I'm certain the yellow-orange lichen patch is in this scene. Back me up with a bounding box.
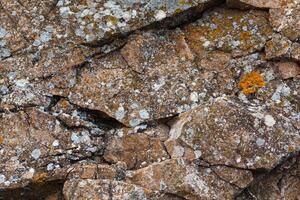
[0,135,4,144]
[240,32,252,41]
[32,172,48,184]
[239,71,265,95]
[59,99,70,109]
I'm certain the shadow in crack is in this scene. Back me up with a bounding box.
[0,180,64,200]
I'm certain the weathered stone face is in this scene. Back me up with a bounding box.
[48,7,276,127]
[0,108,105,189]
[236,157,300,200]
[269,0,300,41]
[126,158,253,200]
[166,98,299,170]
[104,129,170,169]
[227,0,282,9]
[183,7,272,57]
[0,0,300,199]
[63,179,154,200]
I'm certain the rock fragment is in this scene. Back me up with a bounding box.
[166,98,299,170]
[269,0,300,41]
[276,61,300,79]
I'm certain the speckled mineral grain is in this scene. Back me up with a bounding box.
[0,0,299,199]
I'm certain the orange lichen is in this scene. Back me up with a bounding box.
[32,172,48,184]
[288,145,295,153]
[239,71,265,95]
[0,135,3,144]
[240,31,252,41]
[60,99,69,109]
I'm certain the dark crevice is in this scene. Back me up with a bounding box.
[143,0,225,32]
[108,181,113,200]
[45,95,62,112]
[161,141,171,159]
[209,167,242,190]
[45,94,125,130]
[75,106,125,129]
[235,152,300,199]
[158,193,187,200]
[197,158,268,174]
[0,104,38,114]
[0,180,64,200]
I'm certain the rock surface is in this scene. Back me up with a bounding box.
[0,0,299,199]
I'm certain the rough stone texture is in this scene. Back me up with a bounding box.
[0,108,105,189]
[269,0,300,41]
[104,127,170,169]
[227,0,281,9]
[276,61,300,79]
[165,98,299,170]
[237,156,300,200]
[0,0,300,199]
[126,158,253,199]
[63,179,153,200]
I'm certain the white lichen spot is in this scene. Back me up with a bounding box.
[0,27,7,38]
[194,150,202,159]
[15,79,29,88]
[155,10,166,21]
[256,138,265,146]
[71,132,80,143]
[115,106,126,121]
[172,146,185,158]
[264,115,276,127]
[31,149,41,160]
[152,78,166,91]
[40,32,52,43]
[59,7,71,17]
[139,109,150,119]
[202,41,210,48]
[52,140,59,147]
[189,92,199,102]
[271,84,291,101]
[184,171,209,195]
[129,118,141,127]
[47,163,54,171]
[0,174,6,184]
[159,180,167,191]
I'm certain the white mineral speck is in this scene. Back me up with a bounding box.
[256,138,265,146]
[264,115,276,127]
[31,149,41,160]
[155,10,166,21]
